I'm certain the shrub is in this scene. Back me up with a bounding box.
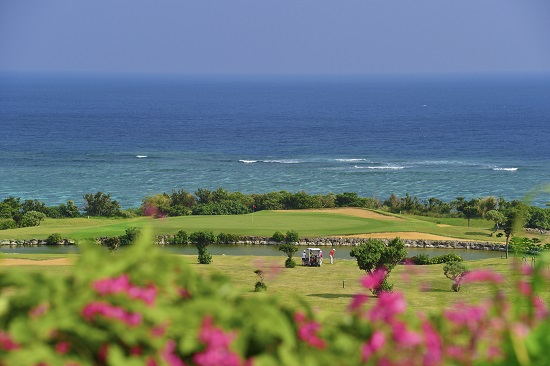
[285,230,299,243]
[271,231,285,243]
[254,269,267,292]
[103,236,121,251]
[279,243,299,268]
[119,227,141,246]
[217,232,241,244]
[285,258,297,268]
[431,253,463,264]
[409,254,431,265]
[170,230,189,245]
[443,261,469,292]
[0,219,17,230]
[190,230,216,264]
[46,233,63,245]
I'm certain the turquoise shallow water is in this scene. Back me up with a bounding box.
[1,73,549,207]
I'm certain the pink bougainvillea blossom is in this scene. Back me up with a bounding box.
[193,317,243,366]
[367,292,407,323]
[361,267,387,290]
[348,294,369,311]
[443,302,489,331]
[0,331,20,351]
[161,340,186,366]
[462,269,504,284]
[92,274,158,306]
[55,341,71,354]
[391,321,422,347]
[361,330,386,361]
[82,301,142,327]
[421,319,442,366]
[294,312,326,349]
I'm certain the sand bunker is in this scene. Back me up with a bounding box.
[277,208,403,221]
[339,232,465,241]
[1,258,73,266]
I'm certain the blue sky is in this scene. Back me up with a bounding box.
[1,0,549,75]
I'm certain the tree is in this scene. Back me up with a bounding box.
[485,210,505,236]
[443,262,469,292]
[503,208,526,259]
[83,192,121,217]
[349,237,407,296]
[278,243,299,268]
[254,269,267,292]
[285,230,299,243]
[18,211,46,227]
[190,230,215,264]
[46,233,63,245]
[120,227,141,246]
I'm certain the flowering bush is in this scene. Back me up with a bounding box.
[0,230,549,365]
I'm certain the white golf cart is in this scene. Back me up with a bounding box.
[303,247,323,267]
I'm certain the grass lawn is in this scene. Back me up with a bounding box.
[3,252,546,319]
[2,209,537,244]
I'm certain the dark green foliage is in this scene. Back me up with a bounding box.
[409,254,431,265]
[430,253,463,264]
[120,227,141,246]
[254,269,267,292]
[408,253,463,265]
[279,243,299,268]
[190,230,216,264]
[271,231,285,243]
[284,258,297,268]
[18,211,46,228]
[83,192,121,217]
[103,236,120,251]
[217,232,241,244]
[46,233,63,245]
[285,230,299,243]
[350,238,407,296]
[170,230,189,245]
[443,262,469,292]
[0,219,17,230]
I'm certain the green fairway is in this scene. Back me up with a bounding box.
[0,209,521,243]
[1,253,544,318]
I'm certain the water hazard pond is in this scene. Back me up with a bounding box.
[0,244,504,261]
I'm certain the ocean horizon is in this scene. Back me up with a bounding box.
[1,73,549,208]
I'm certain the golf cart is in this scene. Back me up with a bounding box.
[303,247,323,267]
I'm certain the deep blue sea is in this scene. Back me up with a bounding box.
[1,73,549,208]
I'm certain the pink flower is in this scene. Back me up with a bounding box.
[517,280,532,296]
[348,294,369,311]
[29,303,48,318]
[82,301,142,327]
[92,274,158,306]
[368,292,407,323]
[391,321,422,347]
[361,267,387,290]
[443,302,490,333]
[193,317,243,366]
[463,269,504,284]
[532,297,549,320]
[294,312,326,349]
[0,331,19,351]
[55,341,71,354]
[162,340,186,366]
[361,330,385,361]
[421,320,442,366]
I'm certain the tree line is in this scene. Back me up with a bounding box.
[1,188,549,231]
